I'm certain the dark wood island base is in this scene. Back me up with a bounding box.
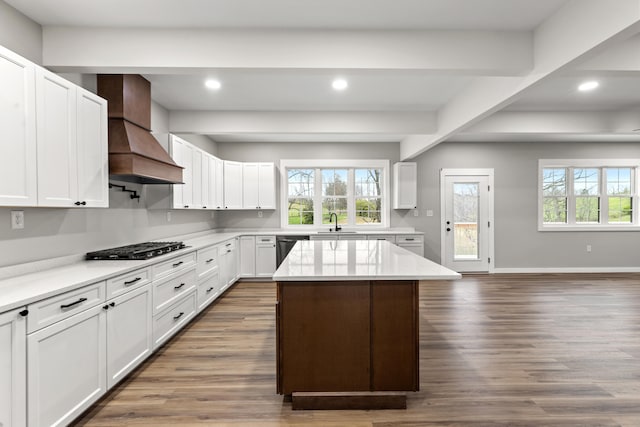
[276,280,419,409]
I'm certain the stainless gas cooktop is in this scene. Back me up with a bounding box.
[86,241,186,260]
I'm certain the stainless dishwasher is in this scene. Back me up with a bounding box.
[276,235,310,267]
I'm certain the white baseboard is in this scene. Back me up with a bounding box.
[493,267,640,274]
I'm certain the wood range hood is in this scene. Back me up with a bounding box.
[97,74,183,184]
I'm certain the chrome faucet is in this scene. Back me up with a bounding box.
[329,212,342,232]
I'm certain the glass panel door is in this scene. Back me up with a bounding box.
[453,183,479,260]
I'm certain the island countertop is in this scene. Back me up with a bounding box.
[272,240,461,281]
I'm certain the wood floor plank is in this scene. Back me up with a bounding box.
[74,275,640,426]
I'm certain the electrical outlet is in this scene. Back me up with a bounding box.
[413,209,419,217]
[258,210,263,218]
[167,212,172,222]
[586,244,592,252]
[11,210,24,229]
[426,210,434,217]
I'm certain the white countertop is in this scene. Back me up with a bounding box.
[272,240,461,281]
[0,228,425,314]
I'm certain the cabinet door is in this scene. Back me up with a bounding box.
[242,163,259,209]
[106,284,152,389]
[258,163,276,209]
[181,142,194,208]
[201,153,211,209]
[0,46,37,206]
[197,272,220,313]
[214,157,224,209]
[393,162,417,209]
[76,88,108,207]
[28,304,106,427]
[191,148,203,209]
[169,137,184,208]
[256,242,277,277]
[0,308,27,427]
[223,161,243,209]
[239,236,256,277]
[36,68,78,207]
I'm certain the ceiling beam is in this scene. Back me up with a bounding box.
[400,0,640,160]
[169,110,436,135]
[42,27,531,75]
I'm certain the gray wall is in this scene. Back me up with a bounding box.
[414,140,640,269]
[215,140,411,229]
[0,1,42,64]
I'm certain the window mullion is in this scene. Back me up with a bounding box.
[314,168,322,226]
[601,167,608,224]
[347,169,355,226]
[567,167,576,225]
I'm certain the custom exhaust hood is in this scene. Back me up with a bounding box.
[97,74,183,184]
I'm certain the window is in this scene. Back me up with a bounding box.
[281,160,389,228]
[539,160,639,230]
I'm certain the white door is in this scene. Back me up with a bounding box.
[441,169,494,273]
[0,46,37,206]
[106,284,152,389]
[0,308,27,427]
[36,68,78,207]
[76,88,108,207]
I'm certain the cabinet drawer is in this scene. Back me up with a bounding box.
[367,235,396,243]
[152,252,196,281]
[153,268,196,315]
[197,271,220,313]
[27,281,106,333]
[218,239,236,256]
[396,235,424,244]
[106,267,151,299]
[256,235,276,246]
[153,291,196,350]
[197,245,218,279]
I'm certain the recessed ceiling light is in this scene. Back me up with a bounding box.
[205,79,221,90]
[332,79,348,91]
[578,81,599,92]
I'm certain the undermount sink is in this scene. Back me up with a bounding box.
[317,230,358,234]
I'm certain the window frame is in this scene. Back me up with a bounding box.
[281,159,390,230]
[538,159,640,231]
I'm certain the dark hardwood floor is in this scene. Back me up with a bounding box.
[75,274,640,426]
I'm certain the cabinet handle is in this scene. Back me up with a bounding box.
[172,261,184,268]
[61,297,87,310]
[206,287,214,293]
[74,201,81,206]
[124,277,141,285]
[405,238,415,241]
[173,312,184,321]
[203,206,207,209]
[19,309,29,317]
[184,205,189,208]
[174,283,186,290]
[227,249,231,253]
[103,304,109,310]
[225,243,232,247]
[206,258,214,263]
[110,302,116,307]
[81,201,87,206]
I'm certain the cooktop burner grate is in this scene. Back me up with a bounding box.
[86,241,186,260]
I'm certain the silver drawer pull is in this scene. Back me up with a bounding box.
[174,283,186,290]
[60,297,87,310]
[124,277,141,286]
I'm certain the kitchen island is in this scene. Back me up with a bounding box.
[272,239,460,410]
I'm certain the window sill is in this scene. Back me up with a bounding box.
[539,225,640,232]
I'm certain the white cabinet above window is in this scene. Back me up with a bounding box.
[243,162,276,210]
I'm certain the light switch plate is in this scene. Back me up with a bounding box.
[413,209,419,217]
[426,210,434,217]
[258,210,263,218]
[11,210,24,229]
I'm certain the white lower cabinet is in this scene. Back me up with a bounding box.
[105,284,152,389]
[396,234,425,257]
[197,271,221,313]
[255,236,276,278]
[0,307,27,427]
[239,236,256,277]
[152,291,196,350]
[218,239,239,291]
[27,304,106,427]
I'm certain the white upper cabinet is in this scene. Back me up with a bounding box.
[224,160,243,209]
[191,148,203,209]
[0,46,37,207]
[201,153,211,209]
[76,88,108,208]
[243,162,276,209]
[36,68,78,207]
[213,157,224,209]
[393,162,417,209]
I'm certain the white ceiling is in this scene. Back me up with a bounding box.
[6,0,640,152]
